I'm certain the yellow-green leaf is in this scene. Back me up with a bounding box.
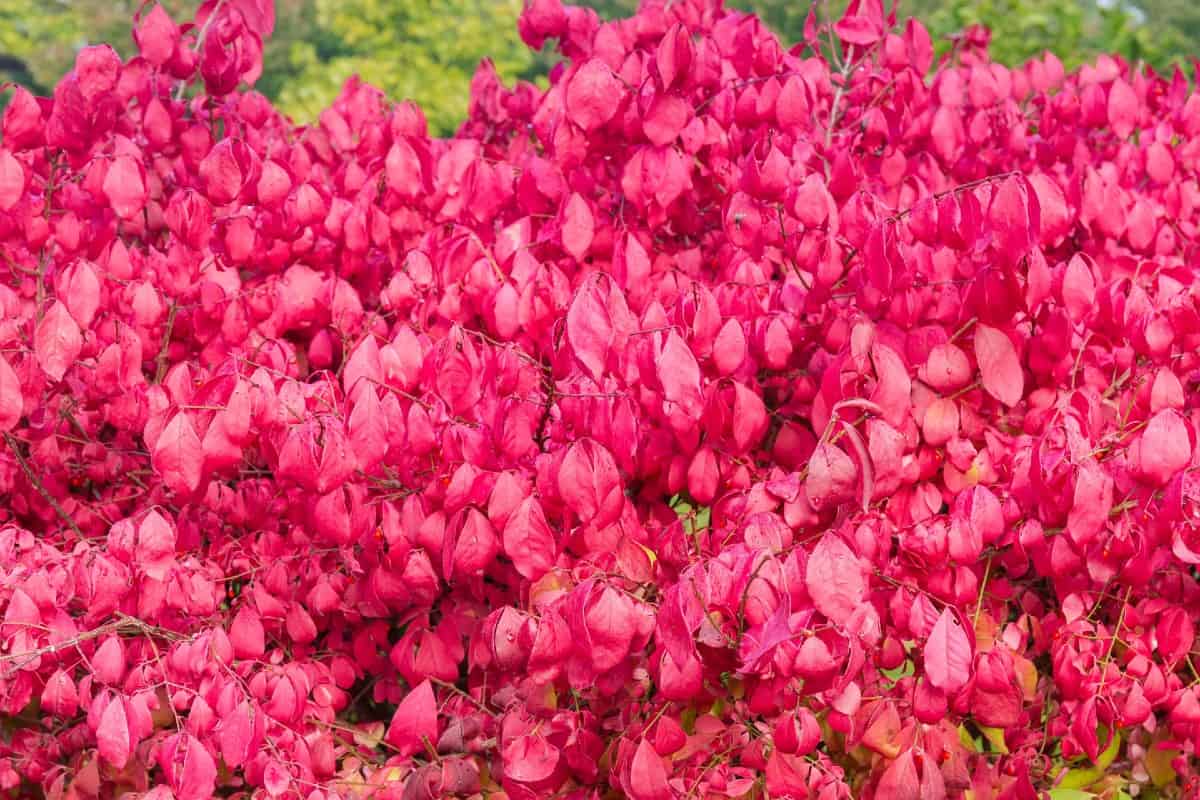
[1047,789,1093,800]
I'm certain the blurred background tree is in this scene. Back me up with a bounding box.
[584,0,1175,70]
[268,0,550,132]
[0,0,1193,134]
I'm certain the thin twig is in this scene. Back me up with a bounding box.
[1095,585,1133,695]
[429,676,496,717]
[3,431,86,541]
[173,0,227,101]
[155,302,178,384]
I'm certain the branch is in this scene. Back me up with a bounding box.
[3,431,86,541]
[154,302,178,384]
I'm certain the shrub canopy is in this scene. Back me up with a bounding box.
[1,0,1200,798]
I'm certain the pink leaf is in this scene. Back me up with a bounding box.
[135,4,179,65]
[502,496,557,580]
[875,749,920,800]
[158,733,216,800]
[342,335,382,396]
[561,192,595,260]
[629,738,671,800]
[805,535,866,626]
[34,301,82,382]
[0,355,22,431]
[642,93,690,146]
[136,509,177,581]
[576,581,639,673]
[1061,254,1096,321]
[41,669,78,717]
[712,318,747,376]
[920,343,971,392]
[657,331,703,417]
[1136,409,1192,485]
[557,439,624,529]
[447,507,499,580]
[1067,466,1113,548]
[218,701,255,768]
[805,443,857,510]
[75,45,120,101]
[1156,607,1194,665]
[924,608,972,692]
[347,386,388,473]
[0,149,24,211]
[566,276,621,382]
[565,59,623,132]
[92,636,126,685]
[502,734,561,784]
[835,14,883,45]
[59,260,102,329]
[103,155,147,219]
[974,324,1023,406]
[152,411,204,494]
[1108,78,1137,138]
[96,695,132,768]
[263,760,290,797]
[230,605,265,659]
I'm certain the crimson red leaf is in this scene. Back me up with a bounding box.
[385,679,437,757]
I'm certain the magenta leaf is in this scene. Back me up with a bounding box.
[805,534,866,627]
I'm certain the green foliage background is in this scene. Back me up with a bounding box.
[0,0,1195,135]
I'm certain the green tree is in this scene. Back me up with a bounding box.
[903,0,1166,71]
[0,0,1194,134]
[1124,0,1200,72]
[273,0,547,134]
[0,0,546,135]
[0,1,202,97]
[581,0,1172,71]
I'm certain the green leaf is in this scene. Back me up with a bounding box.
[1047,790,1094,800]
[1057,765,1103,791]
[880,659,914,684]
[1094,730,1121,770]
[978,725,1008,754]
